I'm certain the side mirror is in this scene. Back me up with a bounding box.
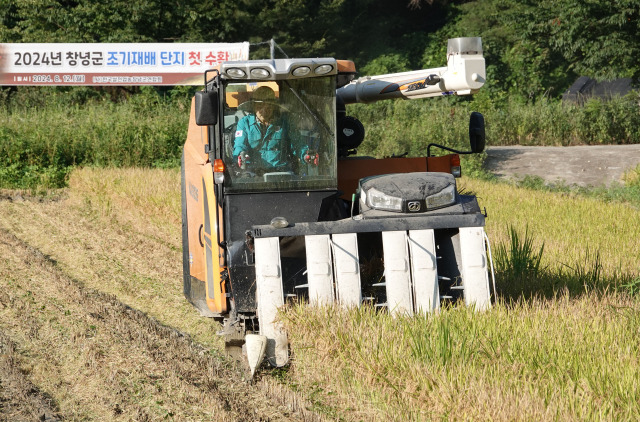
[469,111,485,153]
[195,90,219,126]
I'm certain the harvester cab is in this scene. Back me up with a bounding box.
[181,37,491,371]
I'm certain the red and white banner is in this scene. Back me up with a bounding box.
[0,42,249,86]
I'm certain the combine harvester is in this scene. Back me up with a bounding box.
[181,37,492,373]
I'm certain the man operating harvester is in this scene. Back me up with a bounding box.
[232,85,318,174]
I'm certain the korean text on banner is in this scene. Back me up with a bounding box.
[0,43,250,86]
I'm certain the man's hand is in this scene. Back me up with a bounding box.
[237,151,249,169]
[304,152,319,166]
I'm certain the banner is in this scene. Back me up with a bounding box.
[0,43,250,86]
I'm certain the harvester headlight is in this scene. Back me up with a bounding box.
[250,68,270,79]
[358,172,457,215]
[226,68,246,78]
[292,66,311,77]
[426,184,456,209]
[314,64,334,75]
[367,187,403,212]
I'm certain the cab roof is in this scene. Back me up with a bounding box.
[220,58,338,81]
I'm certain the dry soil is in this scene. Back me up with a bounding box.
[485,144,640,187]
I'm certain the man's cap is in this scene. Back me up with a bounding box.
[252,86,277,104]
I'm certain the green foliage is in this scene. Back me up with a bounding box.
[350,97,481,156]
[360,53,411,75]
[452,0,560,99]
[2,0,640,190]
[0,0,245,43]
[623,165,640,187]
[0,89,187,189]
[345,90,639,181]
[438,0,640,99]
[541,0,640,81]
[2,87,637,190]
[580,94,640,144]
[621,276,640,296]
[507,166,640,210]
[0,0,448,65]
[479,93,640,146]
[0,162,71,191]
[2,0,639,100]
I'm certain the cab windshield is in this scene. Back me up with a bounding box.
[222,76,337,193]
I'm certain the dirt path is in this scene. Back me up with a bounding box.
[484,144,640,187]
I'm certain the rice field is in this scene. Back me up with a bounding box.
[282,176,640,421]
[0,168,638,420]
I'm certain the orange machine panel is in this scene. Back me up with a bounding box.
[183,98,227,315]
[337,157,427,198]
[426,154,455,173]
[200,163,227,314]
[337,60,356,74]
[184,155,206,283]
[184,97,209,165]
[184,103,208,283]
[337,155,458,199]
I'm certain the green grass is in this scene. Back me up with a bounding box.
[504,173,640,210]
[2,87,639,189]
[0,87,190,189]
[492,225,637,300]
[352,92,640,158]
[463,177,640,277]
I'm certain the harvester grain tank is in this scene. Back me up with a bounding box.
[181,37,491,370]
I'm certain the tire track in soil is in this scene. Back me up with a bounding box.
[0,227,326,422]
[0,331,61,422]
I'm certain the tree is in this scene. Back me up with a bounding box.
[441,0,640,99]
[0,0,241,43]
[541,0,640,81]
[234,0,447,68]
